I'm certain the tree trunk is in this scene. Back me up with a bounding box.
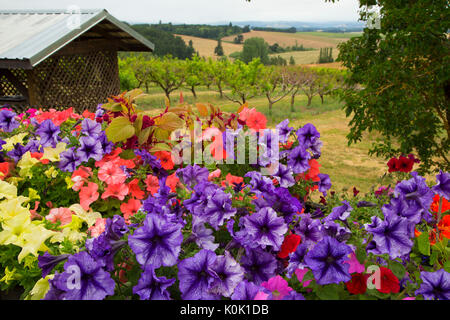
[218,82,223,99]
[320,93,324,104]
[307,95,313,107]
[290,94,296,112]
[164,90,171,102]
[268,101,273,116]
[191,86,197,99]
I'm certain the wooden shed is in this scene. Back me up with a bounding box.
[0,9,154,112]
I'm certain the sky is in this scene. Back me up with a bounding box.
[0,0,361,24]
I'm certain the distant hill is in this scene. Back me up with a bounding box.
[206,20,365,32]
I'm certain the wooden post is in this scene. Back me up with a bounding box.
[26,69,38,107]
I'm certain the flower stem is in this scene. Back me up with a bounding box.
[436,197,443,240]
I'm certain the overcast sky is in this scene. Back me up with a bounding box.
[0,0,361,24]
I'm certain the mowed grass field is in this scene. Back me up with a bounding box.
[136,86,390,195]
[178,30,359,66]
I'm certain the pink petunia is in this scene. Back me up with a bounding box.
[166,172,180,193]
[145,175,160,195]
[98,161,127,185]
[120,198,142,224]
[343,252,365,274]
[102,183,129,201]
[208,169,221,181]
[79,182,99,211]
[46,207,73,226]
[128,178,145,200]
[261,275,293,300]
[254,291,269,300]
[295,268,313,287]
[88,217,107,238]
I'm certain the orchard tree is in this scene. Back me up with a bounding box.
[327,0,450,172]
[214,39,225,56]
[146,56,186,102]
[210,58,231,99]
[223,59,264,105]
[258,66,293,116]
[184,56,204,99]
[282,66,314,112]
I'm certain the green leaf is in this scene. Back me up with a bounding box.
[156,112,184,132]
[138,127,152,145]
[101,102,122,112]
[356,246,367,264]
[315,284,339,300]
[417,231,431,256]
[120,149,136,160]
[105,116,135,143]
[150,143,173,153]
[444,261,450,273]
[388,260,406,280]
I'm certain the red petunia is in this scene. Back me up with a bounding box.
[128,178,145,200]
[346,273,369,295]
[121,198,142,224]
[398,156,414,173]
[387,158,400,173]
[154,151,174,170]
[375,267,400,294]
[277,234,301,259]
[353,187,360,197]
[0,162,10,180]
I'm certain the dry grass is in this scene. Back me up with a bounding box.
[175,34,242,58]
[222,30,350,49]
[269,48,340,65]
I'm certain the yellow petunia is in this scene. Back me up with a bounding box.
[41,142,67,162]
[69,204,102,227]
[25,274,54,300]
[2,133,28,152]
[65,176,74,189]
[18,224,56,263]
[51,227,86,244]
[0,197,30,222]
[27,188,40,202]
[0,180,17,200]
[0,211,31,247]
[17,152,40,178]
[44,166,58,179]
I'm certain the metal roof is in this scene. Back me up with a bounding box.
[0,9,154,69]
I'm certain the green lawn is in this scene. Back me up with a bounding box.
[136,87,390,195]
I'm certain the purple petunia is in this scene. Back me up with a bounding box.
[201,188,237,230]
[432,170,450,200]
[81,118,102,138]
[276,119,294,144]
[296,123,320,149]
[133,265,175,300]
[59,147,82,172]
[209,251,244,297]
[324,200,353,222]
[286,243,309,278]
[364,213,414,259]
[394,171,434,221]
[6,143,27,162]
[321,220,352,242]
[36,119,60,147]
[128,213,183,269]
[135,149,162,169]
[240,248,278,285]
[415,269,450,300]
[304,236,352,285]
[76,136,104,162]
[244,171,275,194]
[294,214,323,248]
[176,164,210,190]
[38,252,70,278]
[48,251,116,300]
[287,145,311,174]
[317,173,332,197]
[242,207,288,251]
[381,194,423,226]
[190,220,219,251]
[0,109,20,132]
[178,249,220,300]
[231,280,263,300]
[272,163,295,188]
[98,132,114,155]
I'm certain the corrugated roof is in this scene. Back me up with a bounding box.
[0,9,154,69]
